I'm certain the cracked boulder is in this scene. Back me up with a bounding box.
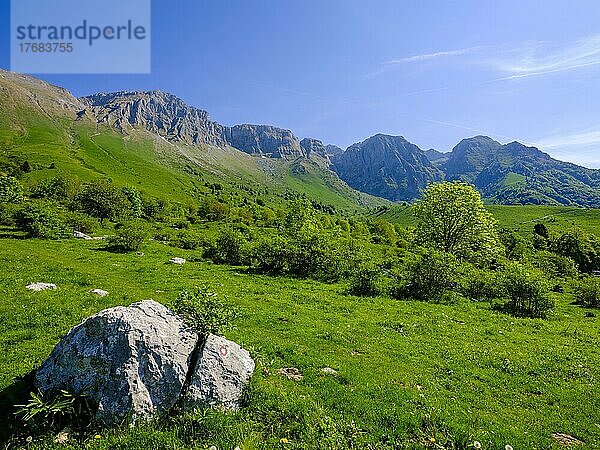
[183,334,255,411]
[35,300,198,425]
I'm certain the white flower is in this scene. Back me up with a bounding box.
[505,446,513,450]
[473,441,482,449]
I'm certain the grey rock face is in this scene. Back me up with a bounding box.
[325,144,344,157]
[300,137,329,159]
[331,134,443,201]
[35,300,198,425]
[222,124,304,158]
[82,91,225,147]
[183,334,255,411]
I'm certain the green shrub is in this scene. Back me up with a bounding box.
[574,277,600,308]
[500,264,553,318]
[75,180,131,225]
[173,229,205,250]
[0,203,19,226]
[347,263,385,297]
[205,228,248,265]
[15,389,93,432]
[392,249,458,302]
[63,211,100,234]
[30,176,81,202]
[107,222,148,252]
[171,286,238,337]
[462,268,505,302]
[551,229,600,273]
[532,251,578,279]
[14,204,70,239]
[249,232,360,281]
[0,176,24,204]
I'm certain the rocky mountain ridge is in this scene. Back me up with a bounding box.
[2,69,599,206]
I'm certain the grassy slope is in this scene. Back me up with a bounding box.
[0,229,599,449]
[0,82,386,212]
[377,204,600,236]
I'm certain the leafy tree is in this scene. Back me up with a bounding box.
[534,223,549,239]
[122,187,142,219]
[171,286,238,338]
[392,248,458,301]
[575,277,600,308]
[107,222,148,252]
[413,181,502,264]
[30,176,81,202]
[551,229,600,273]
[75,180,130,225]
[15,203,70,239]
[500,263,553,318]
[0,176,24,204]
[282,198,320,236]
[369,219,397,245]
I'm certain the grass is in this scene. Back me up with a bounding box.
[377,204,600,237]
[1,226,599,449]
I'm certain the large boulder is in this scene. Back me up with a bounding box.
[183,334,255,411]
[35,300,198,425]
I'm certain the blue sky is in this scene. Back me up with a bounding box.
[1,0,600,167]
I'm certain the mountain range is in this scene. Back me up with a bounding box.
[1,69,599,207]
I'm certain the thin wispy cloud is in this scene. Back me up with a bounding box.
[386,47,478,64]
[534,129,600,149]
[489,34,600,80]
[422,118,513,142]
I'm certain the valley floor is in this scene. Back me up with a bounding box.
[0,230,599,449]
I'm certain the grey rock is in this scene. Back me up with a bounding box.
[278,367,303,381]
[26,282,57,291]
[89,289,109,297]
[300,137,329,159]
[222,124,304,159]
[169,257,186,265]
[325,144,344,156]
[331,134,443,201]
[320,367,338,376]
[35,300,198,425]
[183,334,255,411]
[82,91,225,147]
[73,230,93,240]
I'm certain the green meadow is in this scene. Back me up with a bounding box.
[0,214,599,450]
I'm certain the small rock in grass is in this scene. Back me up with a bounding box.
[26,282,57,291]
[321,367,338,376]
[551,433,584,446]
[73,230,93,240]
[278,367,303,381]
[89,289,109,297]
[169,257,186,265]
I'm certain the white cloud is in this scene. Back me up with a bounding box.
[534,130,600,149]
[490,35,600,79]
[386,47,478,64]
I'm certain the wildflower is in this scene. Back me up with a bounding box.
[505,446,513,450]
[209,446,218,450]
[280,438,289,444]
[234,447,242,450]
[473,442,482,449]
[94,434,102,439]
[25,436,33,443]
[429,437,436,443]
